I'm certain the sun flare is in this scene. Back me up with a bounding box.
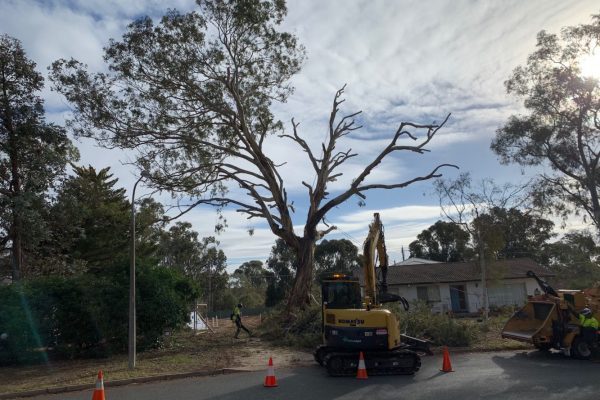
[579,51,600,79]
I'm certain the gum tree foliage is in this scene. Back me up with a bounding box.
[472,207,554,264]
[231,260,268,307]
[492,13,600,231]
[50,0,455,310]
[0,35,77,281]
[409,220,472,262]
[157,222,227,312]
[546,231,600,289]
[233,260,267,288]
[314,239,360,275]
[265,238,294,307]
[158,222,204,276]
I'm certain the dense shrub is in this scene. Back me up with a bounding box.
[0,264,197,365]
[136,265,197,349]
[388,302,476,347]
[0,284,49,364]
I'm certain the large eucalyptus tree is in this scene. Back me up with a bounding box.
[492,13,600,231]
[51,0,454,309]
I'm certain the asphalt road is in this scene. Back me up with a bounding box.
[28,350,600,400]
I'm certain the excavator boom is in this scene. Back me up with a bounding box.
[362,213,408,308]
[362,212,389,306]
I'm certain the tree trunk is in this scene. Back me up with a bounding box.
[11,227,22,281]
[480,253,488,322]
[286,237,316,312]
[10,166,22,281]
[477,229,488,321]
[8,115,22,281]
[585,179,600,232]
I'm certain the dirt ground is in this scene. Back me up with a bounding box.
[0,316,313,396]
[467,315,532,352]
[228,317,314,370]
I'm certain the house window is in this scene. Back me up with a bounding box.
[417,285,441,303]
[488,283,527,307]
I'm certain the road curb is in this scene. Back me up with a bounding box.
[0,368,252,400]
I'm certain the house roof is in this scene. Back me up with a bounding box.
[356,258,554,286]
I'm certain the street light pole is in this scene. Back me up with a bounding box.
[129,173,146,370]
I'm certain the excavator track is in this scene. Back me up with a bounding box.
[321,348,421,377]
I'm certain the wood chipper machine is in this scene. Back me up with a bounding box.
[501,271,600,359]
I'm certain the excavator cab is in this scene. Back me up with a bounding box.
[321,274,362,310]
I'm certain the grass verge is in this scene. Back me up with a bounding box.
[0,319,253,395]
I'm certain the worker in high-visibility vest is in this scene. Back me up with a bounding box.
[231,303,252,339]
[572,307,599,357]
[578,308,599,328]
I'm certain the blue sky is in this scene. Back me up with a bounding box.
[1,0,598,270]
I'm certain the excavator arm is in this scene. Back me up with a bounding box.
[362,213,386,306]
[362,213,409,310]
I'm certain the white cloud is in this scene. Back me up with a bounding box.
[2,0,599,270]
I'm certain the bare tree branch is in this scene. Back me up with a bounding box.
[357,164,459,192]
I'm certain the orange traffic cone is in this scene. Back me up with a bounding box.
[440,346,454,372]
[92,370,106,400]
[264,357,278,387]
[356,351,368,379]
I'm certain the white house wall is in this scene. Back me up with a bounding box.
[390,277,545,314]
[396,285,417,301]
[523,278,542,295]
[462,282,478,312]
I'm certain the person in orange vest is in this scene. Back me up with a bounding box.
[231,303,252,339]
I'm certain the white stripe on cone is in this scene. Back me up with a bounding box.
[358,358,366,370]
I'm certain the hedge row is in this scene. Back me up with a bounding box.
[0,264,197,365]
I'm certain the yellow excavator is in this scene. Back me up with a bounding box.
[314,213,430,376]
